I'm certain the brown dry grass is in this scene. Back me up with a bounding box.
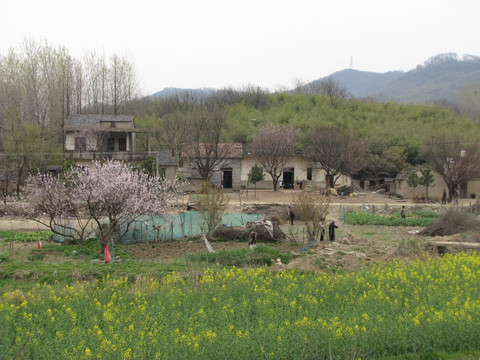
[419,208,480,237]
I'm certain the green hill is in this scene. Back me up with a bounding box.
[325,53,480,104]
[221,93,480,164]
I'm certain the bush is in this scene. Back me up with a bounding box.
[419,209,480,236]
[0,251,9,263]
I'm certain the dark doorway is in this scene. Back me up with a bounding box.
[283,168,294,189]
[222,169,233,188]
[118,138,127,151]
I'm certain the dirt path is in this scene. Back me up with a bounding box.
[1,190,470,232]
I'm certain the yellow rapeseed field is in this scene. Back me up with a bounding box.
[1,252,480,359]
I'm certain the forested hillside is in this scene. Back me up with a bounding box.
[137,91,480,167]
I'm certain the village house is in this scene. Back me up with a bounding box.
[177,143,243,190]
[390,166,480,201]
[157,144,353,192]
[240,154,353,191]
[63,114,151,167]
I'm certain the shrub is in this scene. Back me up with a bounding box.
[419,209,480,236]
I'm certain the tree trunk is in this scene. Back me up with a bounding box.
[325,174,335,189]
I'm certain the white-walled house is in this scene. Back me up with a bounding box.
[391,166,480,201]
[179,143,243,190]
[240,154,352,191]
[64,114,151,167]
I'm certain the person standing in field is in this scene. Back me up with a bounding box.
[328,220,338,241]
[320,220,326,241]
[248,230,257,246]
[400,206,406,219]
[288,206,295,225]
[441,189,447,205]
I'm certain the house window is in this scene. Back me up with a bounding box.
[118,138,127,151]
[307,168,312,181]
[107,138,115,151]
[74,137,86,151]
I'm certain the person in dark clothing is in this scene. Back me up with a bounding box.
[400,206,406,219]
[288,206,295,225]
[328,220,338,241]
[248,230,257,246]
[441,189,447,205]
[320,219,326,241]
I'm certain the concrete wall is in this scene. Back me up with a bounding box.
[392,169,480,201]
[393,170,446,200]
[180,157,242,191]
[467,180,480,199]
[210,158,242,190]
[240,155,352,190]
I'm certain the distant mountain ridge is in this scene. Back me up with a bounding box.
[151,87,216,98]
[328,53,480,103]
[151,53,480,104]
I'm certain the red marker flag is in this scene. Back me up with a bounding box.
[37,240,42,249]
[102,244,112,264]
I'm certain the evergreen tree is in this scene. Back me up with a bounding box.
[418,166,435,201]
[248,164,265,198]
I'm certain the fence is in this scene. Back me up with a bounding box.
[121,211,261,243]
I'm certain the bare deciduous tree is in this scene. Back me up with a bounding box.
[308,127,365,189]
[195,187,230,235]
[293,189,331,242]
[183,105,234,183]
[249,125,296,191]
[422,136,480,200]
[293,77,347,106]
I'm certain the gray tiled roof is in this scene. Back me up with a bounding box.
[65,114,133,128]
[157,150,179,166]
[396,165,422,180]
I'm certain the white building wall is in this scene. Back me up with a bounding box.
[240,155,352,190]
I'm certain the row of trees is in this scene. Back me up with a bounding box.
[0,39,139,195]
[2,40,480,200]
[136,87,480,200]
[247,125,480,201]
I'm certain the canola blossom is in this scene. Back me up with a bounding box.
[2,253,480,359]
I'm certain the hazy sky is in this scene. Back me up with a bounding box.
[1,0,479,95]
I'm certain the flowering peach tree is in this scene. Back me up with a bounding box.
[25,160,180,247]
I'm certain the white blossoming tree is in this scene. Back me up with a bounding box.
[25,160,179,247]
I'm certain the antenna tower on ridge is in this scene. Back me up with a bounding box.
[350,56,353,69]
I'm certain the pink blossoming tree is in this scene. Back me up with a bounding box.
[25,160,180,247]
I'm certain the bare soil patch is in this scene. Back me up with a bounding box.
[2,191,476,273]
